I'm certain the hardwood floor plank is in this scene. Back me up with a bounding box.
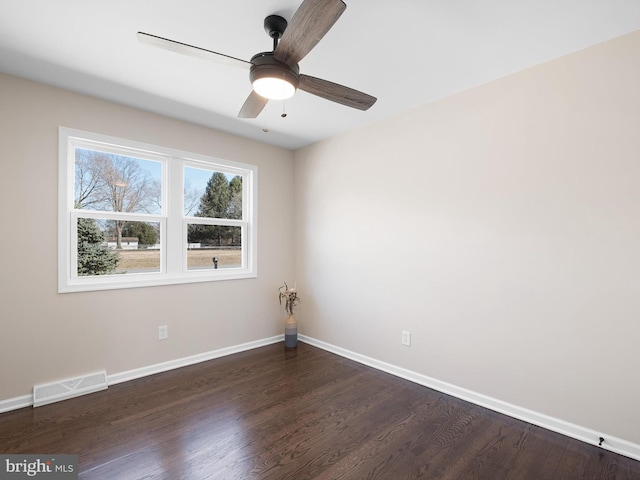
[1,342,639,479]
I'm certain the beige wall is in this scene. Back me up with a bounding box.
[0,73,295,400]
[294,31,640,445]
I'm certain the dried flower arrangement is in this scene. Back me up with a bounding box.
[278,281,300,316]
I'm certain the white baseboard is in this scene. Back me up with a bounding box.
[0,335,283,414]
[0,394,32,414]
[108,335,283,386]
[298,334,640,462]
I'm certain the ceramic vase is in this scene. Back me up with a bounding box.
[284,314,298,349]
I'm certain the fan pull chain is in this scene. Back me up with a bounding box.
[281,100,287,118]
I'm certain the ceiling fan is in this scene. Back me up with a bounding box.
[137,0,376,119]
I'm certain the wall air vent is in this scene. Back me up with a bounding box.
[33,371,108,407]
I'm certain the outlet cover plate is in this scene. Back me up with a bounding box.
[158,325,168,340]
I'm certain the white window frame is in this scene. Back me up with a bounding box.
[58,127,257,293]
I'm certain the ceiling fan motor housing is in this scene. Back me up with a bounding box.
[250,52,300,91]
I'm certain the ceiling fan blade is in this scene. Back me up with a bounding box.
[298,75,377,111]
[137,32,251,69]
[238,91,269,118]
[274,0,346,66]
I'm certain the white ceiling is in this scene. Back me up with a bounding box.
[2,1,640,150]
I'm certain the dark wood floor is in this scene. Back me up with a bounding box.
[1,342,639,479]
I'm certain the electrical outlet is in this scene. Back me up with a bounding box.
[402,330,411,346]
[158,325,168,340]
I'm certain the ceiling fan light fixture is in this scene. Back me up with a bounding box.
[249,52,300,101]
[252,76,296,100]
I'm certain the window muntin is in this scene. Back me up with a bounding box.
[59,128,257,292]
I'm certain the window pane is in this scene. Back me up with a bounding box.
[77,218,161,276]
[184,167,242,219]
[186,224,242,270]
[75,148,162,214]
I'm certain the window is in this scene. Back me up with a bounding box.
[58,127,257,293]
